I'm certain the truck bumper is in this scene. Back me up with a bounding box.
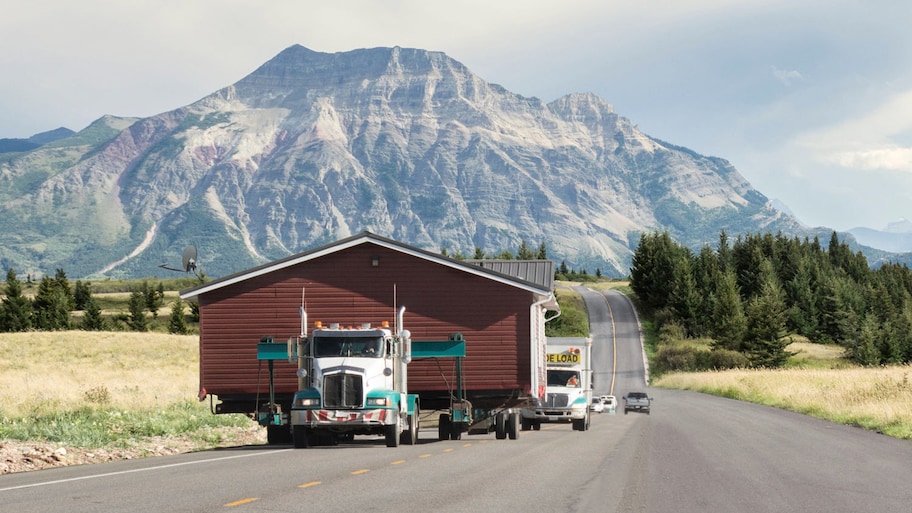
[521,408,586,422]
[291,408,395,427]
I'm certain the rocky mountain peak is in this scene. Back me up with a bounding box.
[0,45,807,280]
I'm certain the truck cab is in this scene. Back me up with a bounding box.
[290,311,419,448]
[521,337,592,431]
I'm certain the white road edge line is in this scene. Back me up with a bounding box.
[0,449,293,492]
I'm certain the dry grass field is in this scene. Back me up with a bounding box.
[655,342,912,439]
[0,331,200,417]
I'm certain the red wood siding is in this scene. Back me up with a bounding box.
[198,243,533,399]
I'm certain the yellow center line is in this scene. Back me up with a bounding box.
[391,460,405,465]
[442,448,454,453]
[462,443,472,447]
[225,498,257,507]
[603,293,618,397]
[298,481,321,488]
[351,469,370,475]
[419,453,432,458]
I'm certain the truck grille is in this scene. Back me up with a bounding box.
[324,374,363,408]
[544,393,569,408]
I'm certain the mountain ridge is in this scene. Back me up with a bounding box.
[1,45,819,279]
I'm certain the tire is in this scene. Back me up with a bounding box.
[533,421,541,431]
[401,411,419,445]
[292,425,310,449]
[385,420,401,447]
[521,417,532,431]
[450,422,462,440]
[438,414,451,441]
[507,412,520,440]
[494,412,507,440]
[267,425,291,445]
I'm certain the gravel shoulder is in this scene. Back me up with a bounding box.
[1,426,266,475]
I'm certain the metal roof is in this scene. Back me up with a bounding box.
[466,260,555,291]
[181,232,558,309]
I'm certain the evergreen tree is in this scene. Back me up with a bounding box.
[668,250,700,337]
[128,289,149,331]
[32,275,71,330]
[168,297,189,335]
[54,268,75,311]
[537,241,548,260]
[559,261,569,274]
[143,281,164,319]
[852,314,882,366]
[744,259,790,367]
[496,249,514,260]
[74,280,92,310]
[473,247,485,259]
[81,296,107,331]
[1,268,32,332]
[517,240,535,260]
[712,270,746,352]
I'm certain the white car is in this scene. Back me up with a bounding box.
[600,395,617,414]
[589,398,604,413]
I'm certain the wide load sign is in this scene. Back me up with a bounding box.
[546,349,581,365]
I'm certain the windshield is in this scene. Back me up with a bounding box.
[313,335,384,358]
[547,369,581,387]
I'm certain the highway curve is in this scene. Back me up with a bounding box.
[576,286,912,512]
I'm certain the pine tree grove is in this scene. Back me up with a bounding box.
[630,230,912,367]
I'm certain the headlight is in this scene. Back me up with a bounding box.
[366,397,390,406]
[294,397,320,407]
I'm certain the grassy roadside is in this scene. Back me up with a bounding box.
[654,343,912,440]
[562,281,912,441]
[0,331,251,450]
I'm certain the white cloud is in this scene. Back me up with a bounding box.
[832,147,912,171]
[771,66,803,86]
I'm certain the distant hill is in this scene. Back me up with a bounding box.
[0,127,75,153]
[0,45,835,280]
[849,219,912,253]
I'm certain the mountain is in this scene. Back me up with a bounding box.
[0,45,811,280]
[848,219,912,253]
[0,127,75,154]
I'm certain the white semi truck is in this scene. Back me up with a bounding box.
[521,336,592,431]
[288,306,419,448]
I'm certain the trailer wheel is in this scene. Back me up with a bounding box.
[438,414,451,441]
[494,412,507,439]
[507,412,520,440]
[532,421,541,431]
[292,426,310,449]
[450,422,462,440]
[401,411,419,445]
[267,425,291,445]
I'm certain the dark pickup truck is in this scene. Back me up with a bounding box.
[623,392,653,414]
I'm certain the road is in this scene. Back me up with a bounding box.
[2,287,911,512]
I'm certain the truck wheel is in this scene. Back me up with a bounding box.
[292,426,310,449]
[385,421,401,447]
[507,412,520,440]
[494,412,507,439]
[438,414,451,441]
[401,411,419,445]
[572,418,585,431]
[532,421,541,431]
[521,417,532,431]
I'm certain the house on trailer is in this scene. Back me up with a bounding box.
[180,231,560,420]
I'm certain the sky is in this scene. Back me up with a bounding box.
[3,0,911,232]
